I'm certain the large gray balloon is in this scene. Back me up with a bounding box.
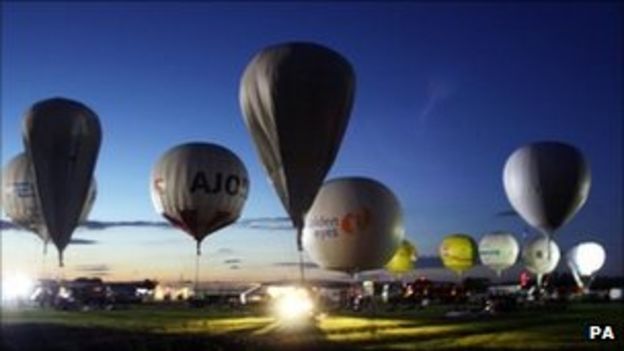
[22,97,102,266]
[302,177,404,274]
[150,143,249,255]
[240,42,355,247]
[503,141,591,235]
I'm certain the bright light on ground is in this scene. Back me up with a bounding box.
[2,272,34,302]
[268,286,314,321]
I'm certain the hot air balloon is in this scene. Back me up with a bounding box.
[566,241,605,291]
[439,234,477,276]
[302,177,404,275]
[522,234,561,286]
[22,97,102,266]
[150,142,249,255]
[385,239,418,276]
[240,42,355,279]
[2,153,49,244]
[478,231,519,276]
[503,141,591,237]
[2,153,98,254]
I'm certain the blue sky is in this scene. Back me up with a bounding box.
[2,3,622,282]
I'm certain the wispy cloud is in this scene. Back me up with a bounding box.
[80,220,171,230]
[1,220,20,230]
[215,247,234,256]
[74,264,110,273]
[2,216,294,233]
[495,209,518,218]
[418,77,457,127]
[272,261,319,269]
[224,258,242,265]
[416,256,444,269]
[237,217,293,231]
[69,238,98,245]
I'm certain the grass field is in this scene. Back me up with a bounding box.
[2,302,623,350]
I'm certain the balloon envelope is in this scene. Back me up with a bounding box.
[302,177,404,273]
[2,153,47,240]
[240,42,355,233]
[385,239,418,275]
[150,143,249,253]
[22,97,102,265]
[566,241,605,277]
[478,231,519,275]
[439,234,478,275]
[2,153,97,244]
[503,141,591,235]
[522,234,560,276]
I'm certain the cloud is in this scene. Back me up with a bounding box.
[3,216,293,233]
[215,247,234,256]
[1,219,171,232]
[495,209,519,218]
[69,238,98,245]
[416,256,444,269]
[224,258,242,264]
[417,77,457,126]
[80,220,171,230]
[81,217,293,231]
[237,217,293,231]
[272,261,320,269]
[74,264,110,273]
[1,220,21,231]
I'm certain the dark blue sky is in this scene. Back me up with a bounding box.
[2,3,622,280]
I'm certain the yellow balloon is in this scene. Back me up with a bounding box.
[385,239,418,275]
[439,234,477,275]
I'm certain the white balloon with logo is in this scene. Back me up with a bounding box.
[302,177,404,274]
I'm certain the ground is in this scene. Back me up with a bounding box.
[1,302,623,350]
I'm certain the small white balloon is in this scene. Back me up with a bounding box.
[567,241,606,277]
[479,231,519,276]
[522,234,561,276]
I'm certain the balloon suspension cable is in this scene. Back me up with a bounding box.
[195,242,201,295]
[569,263,584,290]
[546,234,552,261]
[56,254,65,285]
[371,278,379,340]
[41,244,47,279]
[296,227,306,284]
[584,275,596,295]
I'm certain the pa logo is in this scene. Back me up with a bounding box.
[587,325,616,341]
